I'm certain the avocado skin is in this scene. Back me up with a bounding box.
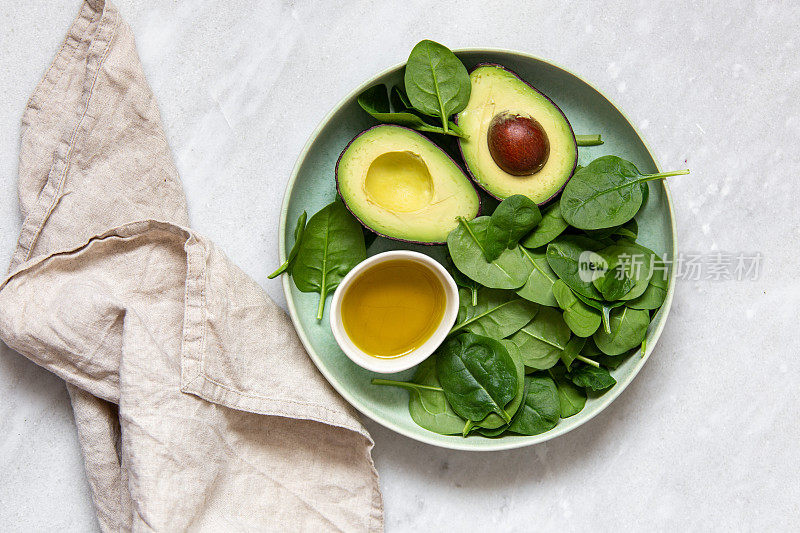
[335,125,482,245]
[455,63,578,206]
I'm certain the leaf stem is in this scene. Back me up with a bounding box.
[575,134,604,146]
[640,169,691,182]
[576,355,600,368]
[316,293,326,320]
[471,287,478,306]
[462,419,474,437]
[267,261,289,279]
[601,306,612,334]
[371,379,444,393]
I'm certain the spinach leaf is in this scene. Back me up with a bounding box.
[292,201,366,319]
[471,340,526,431]
[451,288,538,339]
[560,156,690,230]
[585,218,638,242]
[507,374,560,435]
[626,254,668,309]
[552,279,601,337]
[548,366,587,418]
[593,307,650,355]
[435,333,518,423]
[592,261,636,301]
[516,248,559,306]
[357,84,464,137]
[404,40,471,134]
[573,292,625,334]
[446,257,479,306]
[390,84,463,135]
[559,336,587,371]
[567,363,616,391]
[509,306,571,370]
[545,236,604,300]
[521,200,568,249]
[599,242,656,301]
[482,195,542,262]
[371,358,464,435]
[268,210,307,279]
[447,217,532,289]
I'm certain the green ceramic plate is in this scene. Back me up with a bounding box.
[279,49,676,451]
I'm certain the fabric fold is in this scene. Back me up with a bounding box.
[0,1,382,530]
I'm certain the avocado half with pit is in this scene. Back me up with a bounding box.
[336,125,480,244]
[456,64,578,204]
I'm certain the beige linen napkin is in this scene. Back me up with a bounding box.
[0,1,383,530]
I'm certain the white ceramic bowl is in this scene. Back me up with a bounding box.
[329,250,459,373]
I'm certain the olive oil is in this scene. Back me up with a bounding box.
[341,259,446,358]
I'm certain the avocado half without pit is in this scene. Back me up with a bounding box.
[336,125,480,244]
[456,64,578,204]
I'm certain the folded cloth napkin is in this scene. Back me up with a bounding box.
[0,1,383,530]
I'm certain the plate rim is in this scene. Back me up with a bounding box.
[278,48,677,451]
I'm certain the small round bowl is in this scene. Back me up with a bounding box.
[329,250,459,374]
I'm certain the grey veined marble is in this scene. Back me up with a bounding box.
[1,1,798,531]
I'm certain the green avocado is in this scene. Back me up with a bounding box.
[456,64,578,204]
[336,125,480,244]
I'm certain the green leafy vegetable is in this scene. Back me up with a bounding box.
[446,257,479,306]
[435,333,519,423]
[559,336,587,371]
[509,306,571,370]
[567,363,617,391]
[471,340,526,432]
[548,366,587,418]
[451,288,538,339]
[627,255,669,310]
[545,236,604,300]
[268,211,307,279]
[551,279,602,337]
[521,200,569,249]
[560,156,690,230]
[507,375,560,435]
[404,40,471,134]
[371,358,464,435]
[482,195,542,262]
[292,201,366,319]
[447,217,532,289]
[593,307,650,355]
[516,248,559,306]
[358,84,465,137]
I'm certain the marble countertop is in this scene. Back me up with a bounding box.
[1,1,798,530]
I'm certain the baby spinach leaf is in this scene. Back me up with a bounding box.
[268,210,307,279]
[592,262,636,301]
[559,336,587,371]
[516,248,559,306]
[545,236,604,300]
[627,255,669,310]
[292,201,366,320]
[371,358,464,435]
[552,279,602,337]
[451,288,538,340]
[404,40,471,134]
[472,340,526,431]
[509,306,571,371]
[447,258,479,306]
[548,366,587,418]
[567,363,617,391]
[507,374,560,435]
[482,195,542,262]
[435,333,518,423]
[521,200,568,249]
[357,84,464,137]
[593,307,650,355]
[560,155,690,230]
[601,242,656,301]
[447,217,532,289]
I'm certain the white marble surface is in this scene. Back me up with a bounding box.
[1,0,799,530]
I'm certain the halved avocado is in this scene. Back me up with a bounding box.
[456,64,577,204]
[336,125,480,244]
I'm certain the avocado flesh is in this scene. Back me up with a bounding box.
[457,65,577,204]
[337,125,480,244]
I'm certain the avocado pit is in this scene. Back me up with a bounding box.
[364,151,434,213]
[487,112,550,176]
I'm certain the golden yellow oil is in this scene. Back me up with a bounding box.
[341,259,446,358]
